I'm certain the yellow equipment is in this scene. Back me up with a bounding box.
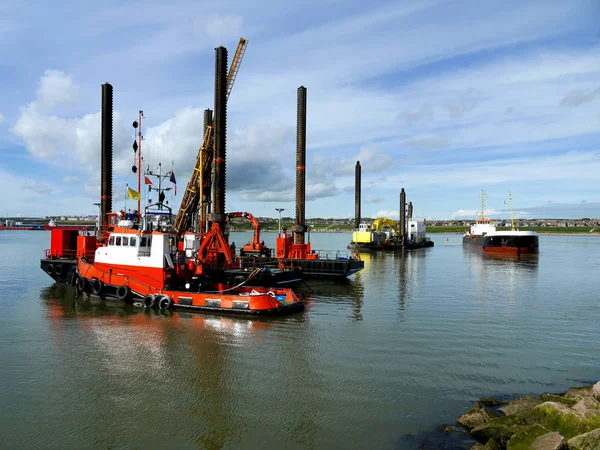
[371,218,399,233]
[174,37,249,235]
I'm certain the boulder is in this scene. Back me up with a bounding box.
[471,414,527,446]
[471,444,486,450]
[567,428,600,450]
[506,424,551,450]
[530,432,565,450]
[500,396,544,416]
[572,397,600,414]
[457,402,501,431]
[539,393,577,407]
[531,401,600,439]
[565,386,594,402]
[593,381,600,401]
[480,398,509,407]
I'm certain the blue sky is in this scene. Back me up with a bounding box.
[1,0,599,220]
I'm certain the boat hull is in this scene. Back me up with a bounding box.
[463,234,539,254]
[76,260,304,316]
[40,259,79,284]
[348,240,434,252]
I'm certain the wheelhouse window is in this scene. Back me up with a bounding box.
[122,236,129,246]
[116,236,122,246]
[140,237,147,247]
[109,236,114,245]
[130,237,136,247]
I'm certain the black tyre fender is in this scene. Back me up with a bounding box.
[116,285,131,302]
[158,296,173,310]
[142,294,156,308]
[76,276,86,292]
[54,264,63,276]
[46,264,54,275]
[233,275,246,286]
[91,278,103,296]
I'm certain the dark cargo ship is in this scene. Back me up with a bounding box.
[462,191,539,255]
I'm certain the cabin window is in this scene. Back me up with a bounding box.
[122,236,129,246]
[109,236,114,245]
[116,236,122,246]
[140,237,147,247]
[130,237,136,247]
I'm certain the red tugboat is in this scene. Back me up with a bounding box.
[75,217,303,315]
[72,43,303,316]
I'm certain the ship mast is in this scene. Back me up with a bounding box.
[480,189,487,222]
[132,111,144,221]
[509,191,515,230]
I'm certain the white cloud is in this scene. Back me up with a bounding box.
[23,180,53,194]
[374,210,399,220]
[365,194,384,203]
[36,70,79,110]
[560,86,600,108]
[61,175,81,183]
[399,103,433,123]
[201,14,243,43]
[404,135,448,150]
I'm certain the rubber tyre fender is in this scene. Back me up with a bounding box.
[233,275,246,286]
[142,294,156,309]
[116,285,131,302]
[158,296,173,310]
[54,264,63,276]
[46,264,54,275]
[76,276,86,292]
[91,278,103,296]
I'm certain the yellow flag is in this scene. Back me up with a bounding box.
[127,187,140,200]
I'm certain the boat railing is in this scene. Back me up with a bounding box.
[44,249,78,259]
[313,249,354,260]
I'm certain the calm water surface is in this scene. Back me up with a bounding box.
[1,231,599,449]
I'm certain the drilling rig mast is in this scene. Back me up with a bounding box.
[174,37,248,236]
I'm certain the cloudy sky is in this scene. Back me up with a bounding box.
[1,0,599,220]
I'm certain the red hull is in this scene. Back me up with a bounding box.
[77,260,303,315]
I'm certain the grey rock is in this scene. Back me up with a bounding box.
[499,396,544,416]
[593,381,600,401]
[457,402,500,431]
[567,428,600,450]
[572,397,600,414]
[530,431,565,450]
[565,386,594,402]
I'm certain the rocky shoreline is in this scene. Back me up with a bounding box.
[453,381,600,449]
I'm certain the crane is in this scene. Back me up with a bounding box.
[227,212,271,257]
[174,37,249,236]
[371,218,400,233]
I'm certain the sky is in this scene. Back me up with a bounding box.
[1,0,599,220]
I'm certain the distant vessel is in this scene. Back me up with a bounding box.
[462,191,539,254]
[0,219,45,231]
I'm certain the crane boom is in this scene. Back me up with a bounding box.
[174,38,248,236]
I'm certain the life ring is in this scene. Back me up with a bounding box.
[91,278,103,296]
[352,251,361,260]
[76,276,86,292]
[116,285,131,302]
[54,264,63,276]
[158,296,173,310]
[142,294,156,308]
[46,264,54,275]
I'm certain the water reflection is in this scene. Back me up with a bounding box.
[463,248,538,305]
[299,277,365,321]
[39,283,315,448]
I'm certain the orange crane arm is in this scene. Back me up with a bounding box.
[228,212,261,246]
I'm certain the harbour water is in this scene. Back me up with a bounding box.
[1,231,599,448]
